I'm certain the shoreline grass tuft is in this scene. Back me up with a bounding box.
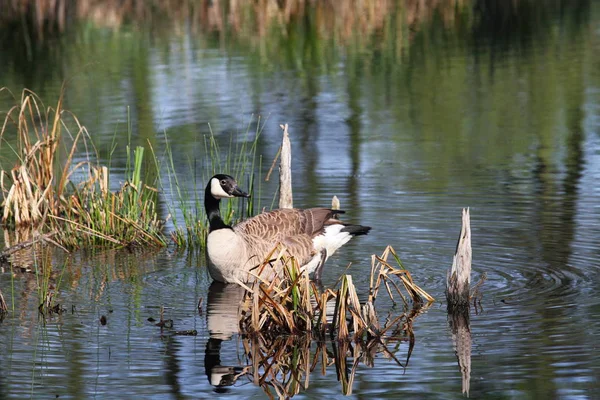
[1,88,265,254]
[0,88,265,257]
[0,87,166,250]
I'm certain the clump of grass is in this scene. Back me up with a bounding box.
[0,88,264,252]
[0,88,165,250]
[0,88,67,227]
[238,298,428,398]
[239,245,433,341]
[239,254,315,337]
[53,146,166,248]
[234,246,432,396]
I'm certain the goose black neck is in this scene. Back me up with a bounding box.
[205,185,230,231]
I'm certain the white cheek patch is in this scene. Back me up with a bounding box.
[211,178,234,199]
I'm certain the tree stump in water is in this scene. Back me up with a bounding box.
[279,124,293,209]
[446,208,472,396]
[446,208,472,307]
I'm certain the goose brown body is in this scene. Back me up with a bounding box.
[233,208,343,267]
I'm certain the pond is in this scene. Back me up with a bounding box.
[1,1,599,398]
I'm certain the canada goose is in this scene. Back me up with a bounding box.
[205,174,371,284]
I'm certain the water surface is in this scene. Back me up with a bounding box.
[1,1,600,398]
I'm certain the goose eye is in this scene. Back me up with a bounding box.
[220,179,226,185]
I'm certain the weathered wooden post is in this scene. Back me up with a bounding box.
[446,208,472,397]
[279,123,293,209]
[446,208,472,306]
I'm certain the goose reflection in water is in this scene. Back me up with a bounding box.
[204,281,249,391]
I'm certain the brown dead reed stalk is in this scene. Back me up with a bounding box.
[368,245,435,306]
[0,87,73,228]
[239,245,433,342]
[239,252,318,338]
[0,88,165,250]
[0,288,8,313]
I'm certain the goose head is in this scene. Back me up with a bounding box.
[208,174,250,200]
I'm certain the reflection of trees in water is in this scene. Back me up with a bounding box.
[2,0,590,42]
[0,0,463,40]
[531,69,585,280]
[2,0,593,181]
[519,30,587,398]
[472,0,591,79]
[473,0,591,47]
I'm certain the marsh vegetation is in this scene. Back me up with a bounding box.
[0,0,597,398]
[0,86,435,397]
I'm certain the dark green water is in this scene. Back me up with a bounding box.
[1,1,599,398]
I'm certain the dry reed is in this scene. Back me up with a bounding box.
[239,245,433,341]
[0,288,7,313]
[237,295,428,398]
[234,246,433,395]
[0,88,165,250]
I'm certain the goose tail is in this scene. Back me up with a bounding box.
[341,224,371,236]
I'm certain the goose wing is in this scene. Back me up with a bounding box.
[233,208,340,265]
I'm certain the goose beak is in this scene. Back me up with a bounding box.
[232,186,250,198]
